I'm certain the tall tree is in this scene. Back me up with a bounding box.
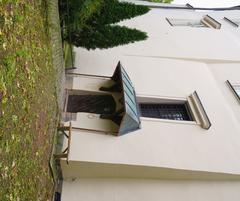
[89,0,150,25]
[62,0,150,49]
[70,25,147,50]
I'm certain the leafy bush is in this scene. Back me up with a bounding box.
[70,25,147,50]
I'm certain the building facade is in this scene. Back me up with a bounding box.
[59,2,240,200]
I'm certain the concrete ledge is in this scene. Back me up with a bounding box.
[61,160,240,180]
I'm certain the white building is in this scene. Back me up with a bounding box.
[58,2,240,201]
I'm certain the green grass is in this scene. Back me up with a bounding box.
[0,1,59,200]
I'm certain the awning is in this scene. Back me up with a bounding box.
[100,62,141,136]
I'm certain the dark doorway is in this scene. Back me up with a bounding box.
[67,95,116,115]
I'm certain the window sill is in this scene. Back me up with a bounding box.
[140,117,198,126]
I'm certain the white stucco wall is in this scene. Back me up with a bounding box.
[60,6,240,201]
[73,9,240,76]
[208,63,240,123]
[62,179,240,201]
[62,57,240,176]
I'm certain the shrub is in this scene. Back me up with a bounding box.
[69,25,147,50]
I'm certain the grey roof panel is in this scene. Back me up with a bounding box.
[113,62,141,136]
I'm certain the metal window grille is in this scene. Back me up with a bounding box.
[140,103,193,121]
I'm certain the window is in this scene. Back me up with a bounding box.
[224,17,240,27]
[166,15,221,29]
[166,18,206,28]
[138,91,211,129]
[227,80,240,101]
[140,103,193,121]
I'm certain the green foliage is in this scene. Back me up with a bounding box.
[147,0,173,3]
[60,0,150,50]
[89,0,150,25]
[59,0,103,31]
[70,25,147,50]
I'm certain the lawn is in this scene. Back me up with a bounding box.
[0,1,59,200]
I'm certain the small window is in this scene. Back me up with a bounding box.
[166,15,221,29]
[166,18,206,28]
[224,17,240,27]
[138,91,211,129]
[140,103,193,121]
[227,80,240,101]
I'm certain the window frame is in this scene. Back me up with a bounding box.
[202,15,221,29]
[226,80,240,102]
[224,17,239,27]
[137,92,211,130]
[166,18,206,28]
[139,102,194,122]
[166,15,221,29]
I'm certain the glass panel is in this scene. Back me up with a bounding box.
[233,85,240,97]
[119,114,140,135]
[116,64,141,135]
[121,66,140,121]
[232,19,240,25]
[140,103,193,121]
[122,76,134,96]
[169,19,206,28]
[124,91,138,117]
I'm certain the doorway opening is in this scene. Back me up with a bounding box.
[66,94,116,115]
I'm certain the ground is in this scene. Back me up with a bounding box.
[0,1,59,200]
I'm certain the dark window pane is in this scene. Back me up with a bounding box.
[140,103,193,121]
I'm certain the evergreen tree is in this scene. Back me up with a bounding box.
[61,0,150,50]
[70,25,147,50]
[89,0,150,25]
[148,0,173,3]
[59,0,103,31]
